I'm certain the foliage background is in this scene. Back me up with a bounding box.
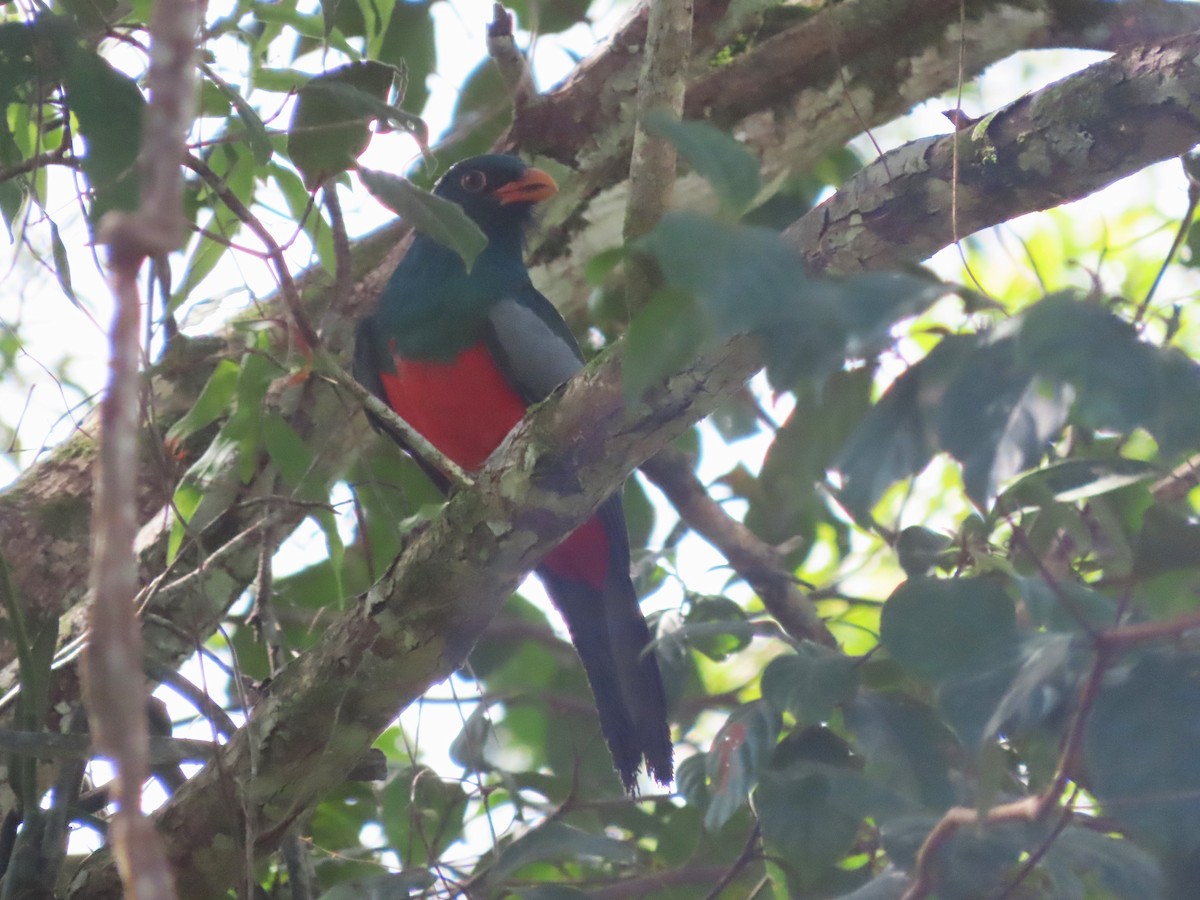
[3,0,1200,898]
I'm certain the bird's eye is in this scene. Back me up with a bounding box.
[460,170,487,193]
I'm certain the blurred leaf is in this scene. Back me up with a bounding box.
[165,357,240,443]
[895,526,952,578]
[507,0,591,34]
[358,165,487,269]
[880,577,1018,684]
[377,0,435,113]
[845,692,958,812]
[747,369,871,550]
[704,701,780,831]
[381,766,468,868]
[62,43,143,224]
[48,219,75,304]
[1015,575,1117,632]
[936,338,1072,509]
[1085,651,1200,864]
[761,641,858,727]
[310,782,378,851]
[645,113,761,215]
[683,595,751,661]
[1151,348,1200,459]
[288,61,416,189]
[998,457,1158,513]
[1041,826,1164,900]
[1017,294,1161,434]
[622,286,712,402]
[639,212,806,336]
[318,871,436,899]
[207,75,273,166]
[1134,508,1200,578]
[835,336,977,520]
[487,822,636,883]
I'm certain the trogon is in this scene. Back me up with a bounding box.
[354,154,673,792]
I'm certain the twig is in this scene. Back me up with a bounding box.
[316,355,474,490]
[486,4,536,109]
[183,152,319,352]
[640,449,835,646]
[84,0,199,895]
[702,820,762,900]
[623,0,694,307]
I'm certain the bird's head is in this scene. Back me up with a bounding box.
[433,155,558,240]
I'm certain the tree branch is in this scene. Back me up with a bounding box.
[64,29,1200,894]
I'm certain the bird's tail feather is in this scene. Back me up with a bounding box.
[539,502,673,793]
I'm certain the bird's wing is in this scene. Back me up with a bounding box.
[483,285,585,405]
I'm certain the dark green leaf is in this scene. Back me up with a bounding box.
[207,75,273,166]
[377,0,435,113]
[48,219,75,304]
[62,45,143,224]
[1085,651,1200,863]
[761,642,858,726]
[835,336,978,519]
[704,701,780,831]
[622,286,713,403]
[880,577,1018,684]
[1017,294,1161,434]
[1042,826,1164,900]
[639,211,806,336]
[288,61,416,189]
[487,822,636,883]
[1151,348,1200,459]
[645,113,761,215]
[754,766,867,885]
[895,526,953,578]
[317,871,437,899]
[1133,507,1200,578]
[358,165,486,270]
[683,595,751,661]
[380,766,468,868]
[998,457,1158,513]
[936,338,1071,508]
[845,692,958,812]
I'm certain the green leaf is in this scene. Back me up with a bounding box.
[753,766,866,885]
[207,75,273,166]
[639,211,807,337]
[683,596,751,661]
[895,526,953,577]
[644,113,761,215]
[880,577,1018,684]
[377,0,435,113]
[1085,651,1200,864]
[288,61,418,189]
[998,457,1158,512]
[261,413,315,490]
[48,219,76,304]
[704,701,780,831]
[1041,826,1164,900]
[1017,294,1161,434]
[380,766,468,868]
[835,336,978,519]
[318,871,437,899]
[61,44,143,225]
[1151,348,1200,459]
[761,642,859,726]
[846,692,958,812]
[936,338,1071,508]
[1133,507,1200,578]
[165,358,240,444]
[358,165,487,270]
[487,822,636,883]
[622,287,712,403]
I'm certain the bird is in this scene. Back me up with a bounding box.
[353,154,673,793]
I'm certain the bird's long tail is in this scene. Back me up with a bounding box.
[538,497,673,793]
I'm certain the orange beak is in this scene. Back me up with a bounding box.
[493,167,558,205]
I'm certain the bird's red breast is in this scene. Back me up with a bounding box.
[379,339,610,589]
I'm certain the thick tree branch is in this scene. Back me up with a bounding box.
[640,449,834,646]
[785,31,1200,274]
